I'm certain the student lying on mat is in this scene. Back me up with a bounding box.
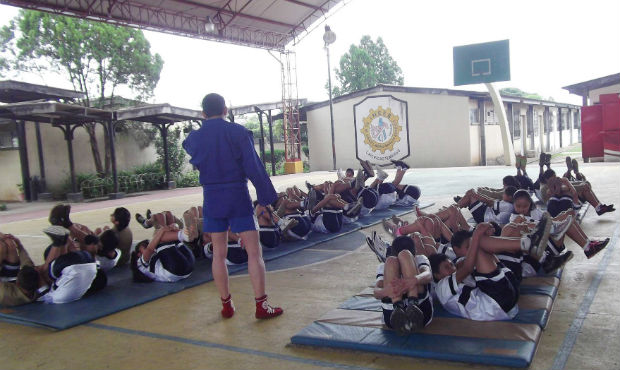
[540,169,614,216]
[130,223,195,283]
[373,236,433,335]
[453,186,517,227]
[505,189,608,269]
[383,213,453,255]
[0,233,39,307]
[37,226,106,304]
[49,205,132,266]
[428,217,551,321]
[203,229,251,265]
[254,202,298,249]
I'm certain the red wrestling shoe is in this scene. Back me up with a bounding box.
[221,294,235,318]
[255,295,283,319]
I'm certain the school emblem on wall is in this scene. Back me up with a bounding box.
[354,95,410,164]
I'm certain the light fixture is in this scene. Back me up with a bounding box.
[323,25,336,46]
[205,16,216,33]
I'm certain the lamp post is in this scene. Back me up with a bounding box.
[323,25,337,170]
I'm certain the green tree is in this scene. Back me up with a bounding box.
[155,127,186,174]
[331,35,404,97]
[500,87,544,100]
[0,10,163,175]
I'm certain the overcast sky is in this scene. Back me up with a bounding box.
[1,0,619,109]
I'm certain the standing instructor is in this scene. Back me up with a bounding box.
[183,93,283,319]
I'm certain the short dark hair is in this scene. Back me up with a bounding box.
[390,236,415,256]
[130,251,154,283]
[84,234,99,246]
[17,265,39,294]
[99,230,119,254]
[502,175,520,188]
[513,189,535,210]
[429,253,449,281]
[201,93,226,117]
[450,230,473,249]
[541,169,556,183]
[504,185,517,198]
[113,207,131,231]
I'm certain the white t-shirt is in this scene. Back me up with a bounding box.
[95,249,121,272]
[38,263,97,304]
[484,200,514,225]
[435,271,517,321]
[509,208,544,223]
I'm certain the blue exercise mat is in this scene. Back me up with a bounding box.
[291,321,537,368]
[0,202,433,330]
[337,295,550,328]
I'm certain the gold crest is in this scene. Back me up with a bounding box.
[360,106,402,154]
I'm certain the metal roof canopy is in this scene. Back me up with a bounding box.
[562,73,620,96]
[0,101,113,201]
[0,80,85,103]
[115,103,203,123]
[2,0,346,51]
[229,99,307,115]
[0,100,111,123]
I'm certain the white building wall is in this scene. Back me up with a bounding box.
[589,84,620,104]
[306,90,472,171]
[24,121,156,193]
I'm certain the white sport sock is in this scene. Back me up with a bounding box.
[520,236,531,252]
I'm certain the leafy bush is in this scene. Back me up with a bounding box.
[263,149,285,164]
[176,171,200,188]
[302,145,309,158]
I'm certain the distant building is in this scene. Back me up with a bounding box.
[303,84,581,171]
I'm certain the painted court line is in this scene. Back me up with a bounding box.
[86,322,376,370]
[551,224,619,370]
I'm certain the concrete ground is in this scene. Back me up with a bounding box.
[0,158,618,370]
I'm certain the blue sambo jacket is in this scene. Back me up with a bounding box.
[182,118,277,218]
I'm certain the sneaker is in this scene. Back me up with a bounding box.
[542,251,573,274]
[596,204,615,216]
[135,212,147,227]
[221,294,235,319]
[146,209,152,219]
[390,159,410,170]
[354,169,366,191]
[203,242,213,258]
[306,189,318,214]
[372,231,389,262]
[390,301,412,335]
[565,156,573,172]
[405,301,425,333]
[539,152,546,167]
[366,231,387,263]
[584,238,610,259]
[337,168,345,180]
[43,225,70,247]
[277,217,298,234]
[344,198,363,218]
[571,158,580,175]
[383,218,399,236]
[360,159,375,178]
[545,153,552,166]
[453,195,462,203]
[305,181,314,192]
[550,215,573,239]
[525,212,552,261]
[255,295,283,319]
[376,167,389,181]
